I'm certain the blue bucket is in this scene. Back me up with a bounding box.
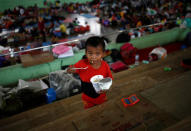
[46,88,56,104]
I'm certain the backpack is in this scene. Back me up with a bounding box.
[120,43,137,65]
[111,61,127,73]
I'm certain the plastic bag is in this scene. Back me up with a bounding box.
[49,70,81,99]
[8,79,48,94]
[149,47,167,60]
[52,45,70,55]
[18,79,48,92]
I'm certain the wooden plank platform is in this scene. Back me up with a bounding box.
[0,47,191,130]
[163,116,191,131]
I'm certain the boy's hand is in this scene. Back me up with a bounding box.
[67,65,76,74]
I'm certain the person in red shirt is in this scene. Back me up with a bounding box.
[67,36,113,109]
[38,16,45,33]
[38,16,46,42]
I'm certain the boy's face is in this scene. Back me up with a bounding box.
[86,45,104,64]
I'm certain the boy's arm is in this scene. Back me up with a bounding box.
[67,59,84,74]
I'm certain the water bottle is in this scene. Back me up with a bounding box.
[135,54,139,65]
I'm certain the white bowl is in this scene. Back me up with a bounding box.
[99,77,112,90]
[90,75,112,93]
[90,75,103,93]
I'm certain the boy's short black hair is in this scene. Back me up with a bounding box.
[85,36,105,51]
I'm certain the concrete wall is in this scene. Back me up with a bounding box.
[0,27,190,86]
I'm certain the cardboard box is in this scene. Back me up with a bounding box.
[20,51,54,67]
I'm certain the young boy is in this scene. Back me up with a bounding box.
[67,36,113,109]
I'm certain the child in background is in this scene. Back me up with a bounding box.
[67,36,113,109]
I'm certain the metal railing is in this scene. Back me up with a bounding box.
[0,19,178,57]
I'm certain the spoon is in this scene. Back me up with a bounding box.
[71,66,88,70]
